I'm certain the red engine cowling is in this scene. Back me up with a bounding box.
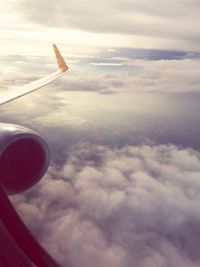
[0,123,50,195]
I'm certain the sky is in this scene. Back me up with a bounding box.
[1,1,200,267]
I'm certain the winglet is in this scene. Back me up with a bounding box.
[53,44,69,72]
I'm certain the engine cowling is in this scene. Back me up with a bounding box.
[0,123,50,195]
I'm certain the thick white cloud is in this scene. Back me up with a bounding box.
[12,143,200,267]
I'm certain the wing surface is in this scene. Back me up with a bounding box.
[0,44,68,105]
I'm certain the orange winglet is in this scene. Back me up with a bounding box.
[53,44,68,72]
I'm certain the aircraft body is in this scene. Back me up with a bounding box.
[0,45,68,267]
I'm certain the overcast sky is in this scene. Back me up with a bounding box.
[1,1,200,267]
[1,0,200,54]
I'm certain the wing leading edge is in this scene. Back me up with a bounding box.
[0,44,68,106]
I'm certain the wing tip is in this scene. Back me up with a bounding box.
[53,44,69,72]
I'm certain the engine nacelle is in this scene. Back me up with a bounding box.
[0,123,50,195]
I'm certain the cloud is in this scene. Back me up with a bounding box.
[4,0,200,52]
[12,143,200,267]
[12,0,199,36]
[1,1,200,53]
[39,58,200,94]
[2,50,200,96]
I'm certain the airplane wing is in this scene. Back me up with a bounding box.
[0,44,68,106]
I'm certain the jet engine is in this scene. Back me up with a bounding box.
[0,123,50,195]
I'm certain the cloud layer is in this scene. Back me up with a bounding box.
[58,58,200,93]
[2,52,200,95]
[13,0,200,40]
[1,0,200,52]
[1,2,200,266]
[12,143,200,267]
